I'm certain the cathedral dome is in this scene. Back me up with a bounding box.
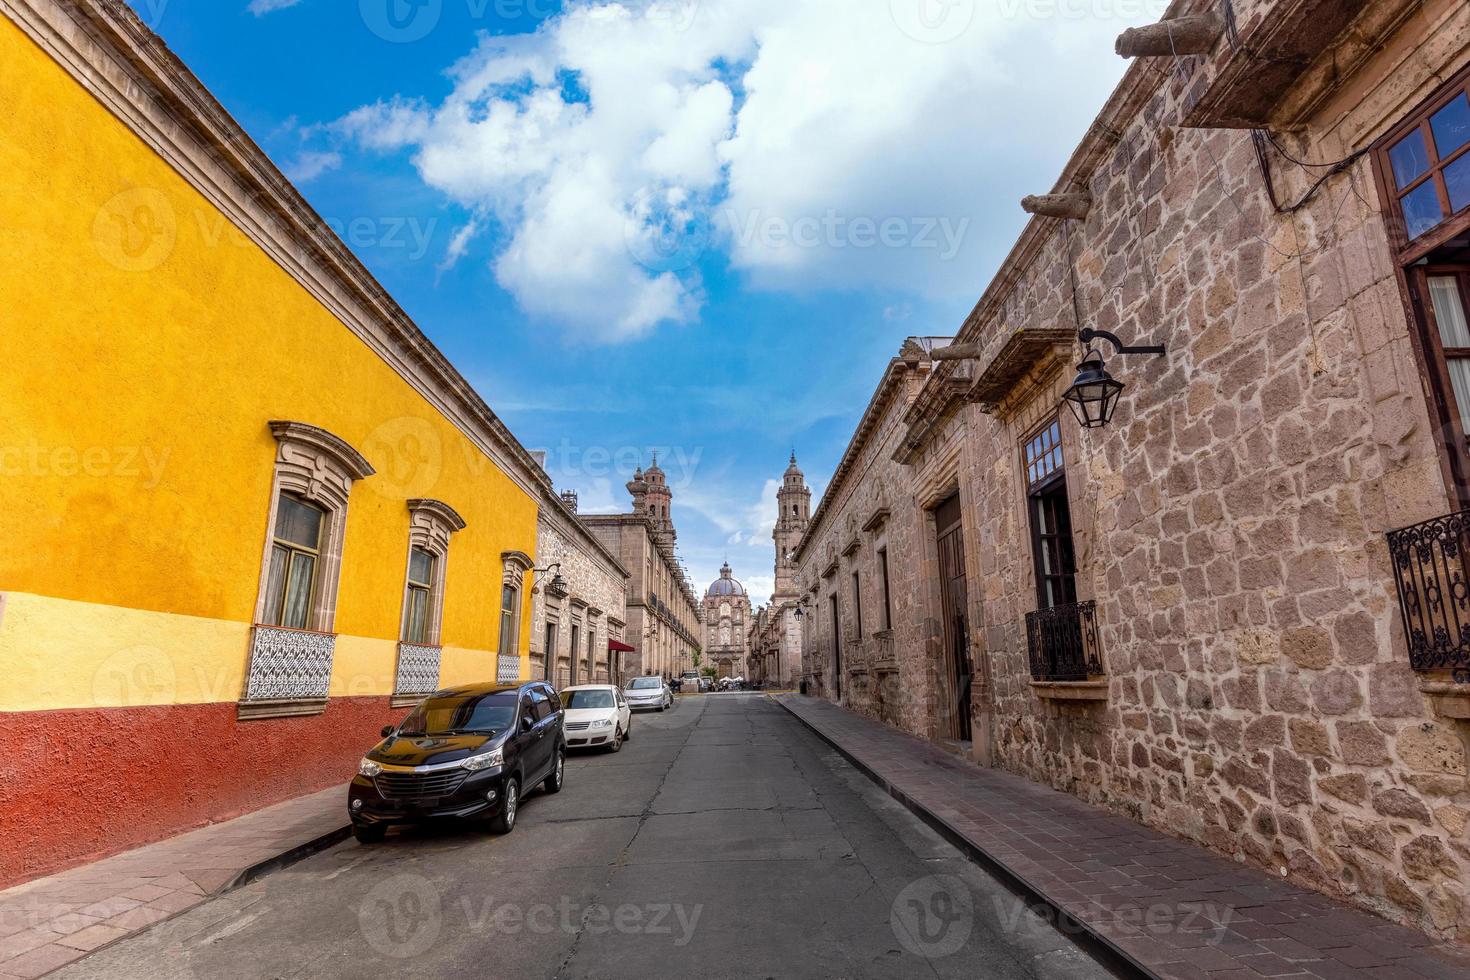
[706,562,746,597]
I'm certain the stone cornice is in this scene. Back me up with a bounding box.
[5,0,552,502]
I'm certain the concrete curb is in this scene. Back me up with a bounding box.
[771,695,1150,980]
[223,823,353,892]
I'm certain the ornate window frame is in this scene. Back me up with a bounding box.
[242,421,375,719]
[499,551,534,683]
[393,499,466,704]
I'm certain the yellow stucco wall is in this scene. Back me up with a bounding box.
[0,16,537,709]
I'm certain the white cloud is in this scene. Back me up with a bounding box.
[284,150,341,183]
[247,0,302,15]
[338,0,1150,341]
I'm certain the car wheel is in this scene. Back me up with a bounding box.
[608,727,623,752]
[489,778,519,834]
[544,751,565,794]
[622,720,631,741]
[352,823,386,845]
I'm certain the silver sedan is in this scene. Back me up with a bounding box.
[623,676,673,712]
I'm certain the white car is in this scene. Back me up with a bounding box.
[560,685,632,752]
[624,676,673,712]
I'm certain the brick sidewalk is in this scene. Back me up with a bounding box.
[0,787,349,979]
[774,694,1470,980]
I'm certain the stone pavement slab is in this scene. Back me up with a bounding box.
[774,694,1470,980]
[0,786,348,978]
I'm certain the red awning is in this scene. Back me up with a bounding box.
[608,639,636,653]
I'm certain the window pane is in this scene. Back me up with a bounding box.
[500,613,516,657]
[502,585,515,615]
[405,587,428,644]
[1447,358,1470,438]
[1390,129,1431,189]
[1401,181,1446,239]
[408,547,434,586]
[275,495,324,550]
[283,552,315,629]
[263,545,289,626]
[1431,93,1470,159]
[1445,153,1470,214]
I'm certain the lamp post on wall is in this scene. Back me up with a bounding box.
[1062,328,1167,429]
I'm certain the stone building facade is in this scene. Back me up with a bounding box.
[795,340,961,736]
[798,0,1470,942]
[581,457,701,679]
[702,563,750,678]
[530,491,630,688]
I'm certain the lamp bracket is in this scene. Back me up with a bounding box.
[1079,328,1166,357]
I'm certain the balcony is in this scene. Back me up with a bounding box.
[239,624,337,719]
[1388,510,1470,673]
[1025,600,1103,683]
[394,642,443,706]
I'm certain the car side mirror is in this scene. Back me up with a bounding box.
[521,714,535,733]
[380,726,395,738]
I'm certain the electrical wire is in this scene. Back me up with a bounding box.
[1166,15,1366,261]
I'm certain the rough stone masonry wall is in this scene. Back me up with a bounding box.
[799,358,954,739]
[531,514,627,687]
[957,2,1470,939]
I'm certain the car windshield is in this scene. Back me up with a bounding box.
[627,677,662,690]
[562,690,615,709]
[397,692,517,736]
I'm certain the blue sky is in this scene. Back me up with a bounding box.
[126,0,1153,603]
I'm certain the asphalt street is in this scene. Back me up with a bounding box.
[54,694,1115,979]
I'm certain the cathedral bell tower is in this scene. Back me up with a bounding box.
[773,453,811,600]
[628,454,676,549]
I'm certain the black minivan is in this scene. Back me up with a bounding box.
[348,681,566,842]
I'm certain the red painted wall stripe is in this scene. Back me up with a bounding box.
[0,697,406,889]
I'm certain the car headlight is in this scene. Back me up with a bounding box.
[592,718,614,728]
[462,747,504,772]
[358,758,382,778]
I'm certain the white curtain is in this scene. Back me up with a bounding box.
[1430,276,1470,434]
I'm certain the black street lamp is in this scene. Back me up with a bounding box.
[1062,328,1166,429]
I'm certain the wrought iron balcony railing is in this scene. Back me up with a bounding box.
[1025,600,1103,682]
[394,642,443,696]
[243,625,336,701]
[1388,509,1470,672]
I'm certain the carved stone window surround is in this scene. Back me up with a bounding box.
[242,422,374,718]
[393,499,466,699]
